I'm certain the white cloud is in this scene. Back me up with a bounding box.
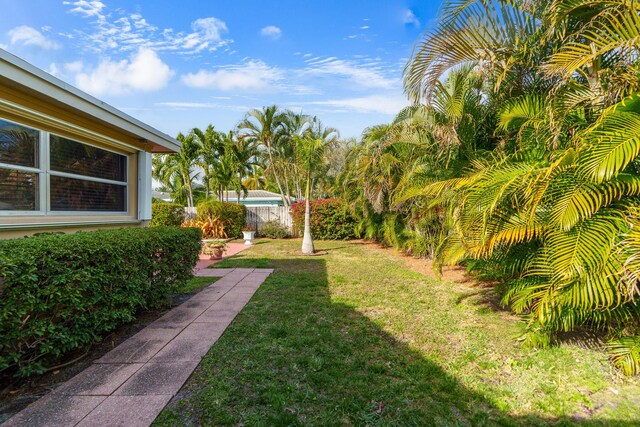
[156,101,251,113]
[402,9,420,27]
[48,60,84,79]
[64,60,84,73]
[155,102,217,108]
[64,1,230,54]
[360,26,369,30]
[303,57,398,89]
[303,94,409,115]
[63,0,105,17]
[75,48,173,96]
[8,26,60,50]
[183,17,228,48]
[182,61,283,92]
[260,25,282,39]
[48,63,60,76]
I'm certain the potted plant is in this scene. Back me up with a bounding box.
[202,239,227,260]
[242,225,256,245]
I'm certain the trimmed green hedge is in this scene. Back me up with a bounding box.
[150,202,185,227]
[0,226,201,378]
[291,198,357,240]
[197,200,246,238]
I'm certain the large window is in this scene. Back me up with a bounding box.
[0,117,129,214]
[0,119,40,211]
[49,135,127,212]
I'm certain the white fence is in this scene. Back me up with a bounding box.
[184,205,293,234]
[245,206,293,234]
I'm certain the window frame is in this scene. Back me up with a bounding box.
[0,116,130,216]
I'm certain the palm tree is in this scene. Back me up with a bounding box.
[281,111,312,200]
[192,125,223,199]
[237,106,292,206]
[223,131,258,202]
[296,117,339,254]
[152,132,201,208]
[399,0,640,373]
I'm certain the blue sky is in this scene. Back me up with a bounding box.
[0,0,441,139]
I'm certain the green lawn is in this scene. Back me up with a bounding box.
[155,240,640,426]
[175,276,220,295]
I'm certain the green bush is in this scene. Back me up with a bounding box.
[290,199,357,240]
[259,220,290,239]
[0,226,201,378]
[150,202,185,227]
[197,199,246,238]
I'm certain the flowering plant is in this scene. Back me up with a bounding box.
[242,225,255,232]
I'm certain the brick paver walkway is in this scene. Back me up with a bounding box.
[194,242,250,271]
[4,267,272,427]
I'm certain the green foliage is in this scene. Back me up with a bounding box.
[0,226,201,378]
[196,199,246,238]
[608,335,640,376]
[150,202,185,227]
[331,0,640,374]
[259,220,290,239]
[290,199,357,240]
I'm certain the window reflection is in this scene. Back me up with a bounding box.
[50,135,127,182]
[0,168,38,210]
[50,176,126,212]
[0,119,39,168]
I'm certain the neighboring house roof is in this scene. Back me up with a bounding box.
[152,191,172,200]
[0,49,180,153]
[224,190,286,200]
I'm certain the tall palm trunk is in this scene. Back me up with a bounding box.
[301,170,315,254]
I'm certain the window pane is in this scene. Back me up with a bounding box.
[50,135,127,182]
[50,176,126,212]
[0,119,39,168]
[0,168,38,210]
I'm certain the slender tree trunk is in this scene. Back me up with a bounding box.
[295,177,301,202]
[301,171,315,254]
[185,173,194,208]
[267,148,289,208]
[272,169,289,207]
[283,176,293,207]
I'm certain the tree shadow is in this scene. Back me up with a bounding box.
[157,255,637,426]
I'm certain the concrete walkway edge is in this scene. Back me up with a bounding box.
[4,267,273,427]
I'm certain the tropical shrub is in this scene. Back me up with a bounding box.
[291,199,357,240]
[390,0,640,374]
[150,202,184,227]
[259,220,290,239]
[182,217,227,239]
[196,199,246,238]
[336,0,640,373]
[0,226,201,378]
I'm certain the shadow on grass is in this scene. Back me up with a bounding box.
[156,255,635,426]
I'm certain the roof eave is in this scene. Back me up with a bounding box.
[0,49,181,153]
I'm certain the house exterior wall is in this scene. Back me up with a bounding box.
[0,82,149,239]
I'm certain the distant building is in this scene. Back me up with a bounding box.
[224,190,290,207]
[152,190,172,202]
